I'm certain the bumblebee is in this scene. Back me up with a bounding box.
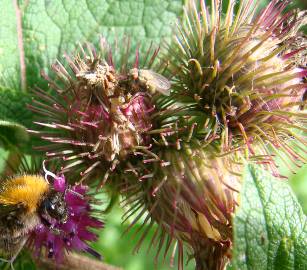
[0,172,67,268]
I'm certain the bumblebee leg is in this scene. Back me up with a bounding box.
[0,258,13,270]
[0,258,9,263]
[0,238,27,270]
[10,237,27,261]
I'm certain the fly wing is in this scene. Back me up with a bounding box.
[142,70,171,95]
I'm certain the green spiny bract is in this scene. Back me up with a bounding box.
[163,0,306,175]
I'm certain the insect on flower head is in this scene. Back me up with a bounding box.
[30,162,103,262]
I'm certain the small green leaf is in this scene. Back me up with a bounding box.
[232,165,307,270]
[0,87,34,151]
[0,120,29,150]
[0,87,33,127]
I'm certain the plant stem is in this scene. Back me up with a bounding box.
[34,253,122,270]
[191,234,230,270]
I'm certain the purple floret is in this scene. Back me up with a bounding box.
[31,174,103,262]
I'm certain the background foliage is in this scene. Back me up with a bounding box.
[0,0,306,269]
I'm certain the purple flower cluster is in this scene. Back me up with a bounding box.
[31,174,103,262]
[121,93,154,132]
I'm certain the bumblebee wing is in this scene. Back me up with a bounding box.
[142,70,171,95]
[0,204,28,256]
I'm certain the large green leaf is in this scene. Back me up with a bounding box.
[0,120,29,150]
[232,165,307,270]
[0,0,184,91]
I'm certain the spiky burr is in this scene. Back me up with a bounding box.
[121,142,242,270]
[28,38,169,185]
[164,0,306,175]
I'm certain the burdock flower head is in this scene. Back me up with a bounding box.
[29,38,170,184]
[165,0,306,174]
[30,163,103,262]
[122,142,242,270]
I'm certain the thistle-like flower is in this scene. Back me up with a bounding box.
[30,166,103,262]
[28,39,170,184]
[164,0,306,175]
[122,143,241,270]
